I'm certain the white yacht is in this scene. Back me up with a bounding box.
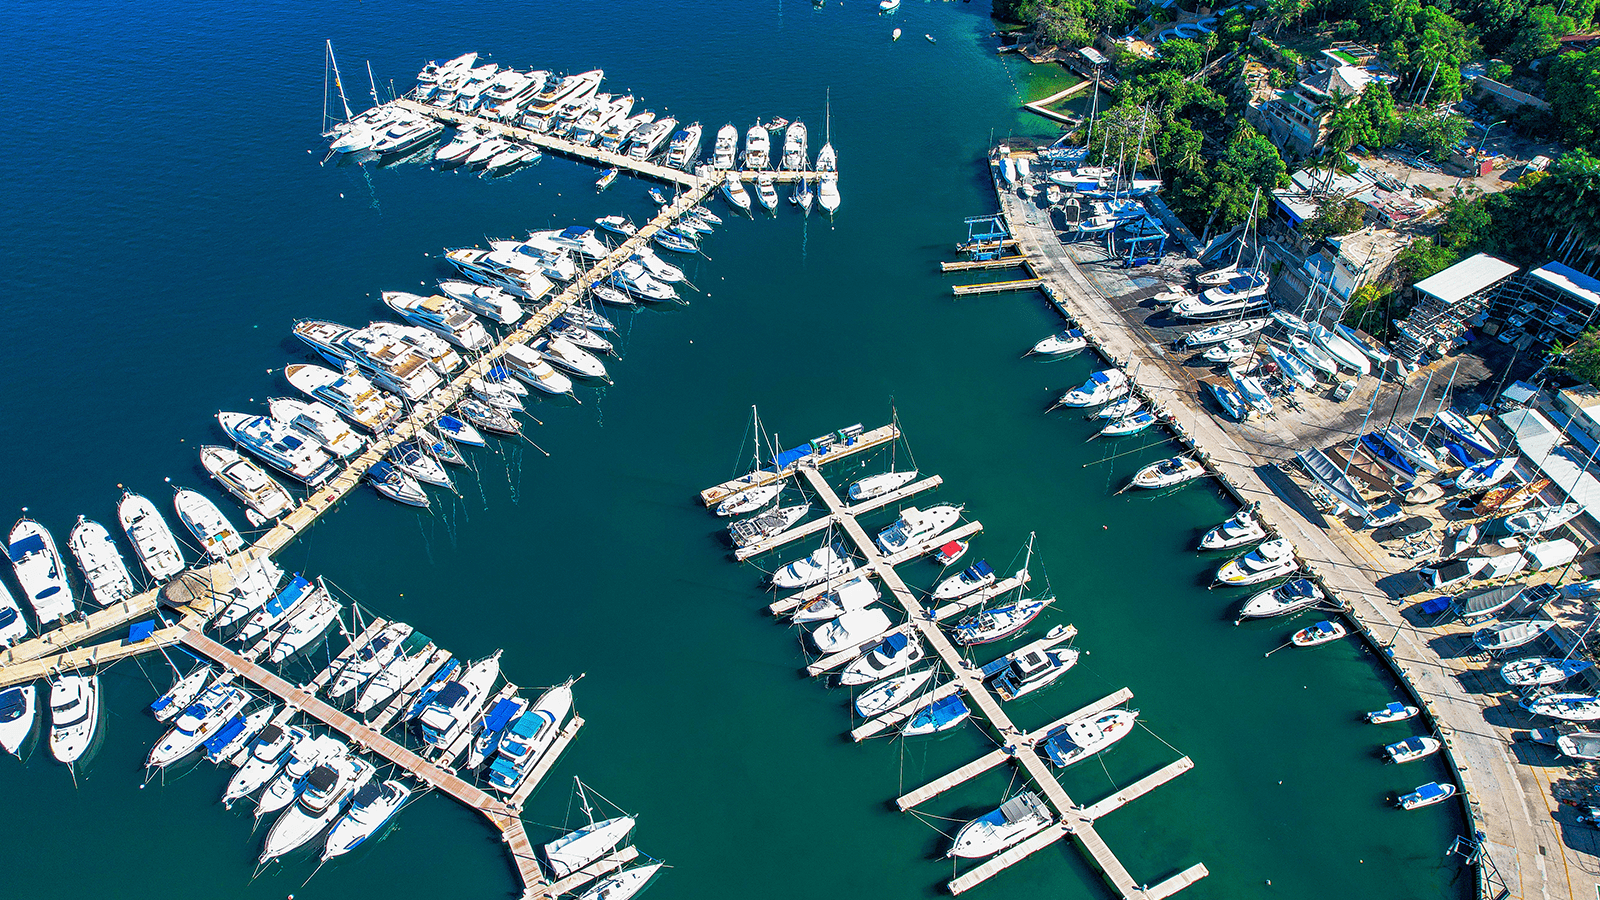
[117,492,185,583]
[210,558,285,630]
[632,247,686,283]
[535,335,609,379]
[217,412,339,485]
[1310,323,1371,375]
[413,651,501,749]
[627,116,677,160]
[526,226,609,260]
[1290,335,1339,377]
[260,590,343,664]
[322,779,412,860]
[818,172,840,214]
[1039,708,1139,767]
[486,680,574,793]
[839,632,926,685]
[68,517,135,607]
[711,123,739,168]
[849,470,918,501]
[1238,578,1324,618]
[948,792,1053,859]
[361,321,463,375]
[503,344,575,395]
[1216,538,1297,585]
[811,609,893,654]
[435,126,490,164]
[369,116,444,155]
[223,723,306,807]
[933,560,996,600]
[714,482,780,519]
[1387,735,1443,764]
[600,111,655,152]
[354,640,436,715]
[875,505,962,554]
[149,665,213,722]
[47,673,98,765]
[439,279,525,325]
[781,121,809,170]
[722,172,752,212]
[200,446,295,522]
[268,397,366,459]
[383,291,491,350]
[283,363,403,434]
[236,574,317,646]
[0,685,35,756]
[575,864,662,900]
[173,488,245,558]
[293,319,443,402]
[147,683,250,768]
[1056,369,1128,407]
[1500,501,1585,536]
[8,519,76,626]
[743,124,771,169]
[755,174,779,210]
[256,734,346,819]
[0,580,30,647]
[989,640,1081,701]
[542,816,636,879]
[260,753,376,864]
[773,544,852,590]
[666,121,703,169]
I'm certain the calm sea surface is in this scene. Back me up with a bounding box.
[0,2,1470,899]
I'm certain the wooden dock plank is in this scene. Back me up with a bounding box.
[501,816,553,900]
[842,475,943,517]
[733,514,839,561]
[0,623,189,689]
[952,278,1046,297]
[896,747,1012,810]
[927,571,1032,622]
[1082,758,1195,821]
[1144,864,1211,900]
[941,256,1031,272]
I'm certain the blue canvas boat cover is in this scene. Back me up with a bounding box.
[483,698,522,733]
[264,575,312,618]
[967,560,995,580]
[204,715,247,758]
[128,620,155,642]
[927,695,970,721]
[7,533,44,560]
[1418,597,1452,615]
[771,443,813,470]
[506,710,542,739]
[881,632,909,654]
[1443,442,1475,467]
[559,226,587,239]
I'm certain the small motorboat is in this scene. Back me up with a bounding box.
[901,695,970,736]
[933,540,969,566]
[1291,620,1346,647]
[47,673,98,765]
[1131,456,1205,489]
[1442,523,1479,559]
[811,609,893,654]
[715,483,781,517]
[947,792,1053,859]
[653,230,699,254]
[1031,330,1087,356]
[1522,692,1600,721]
[1203,339,1252,364]
[1473,619,1556,653]
[1290,335,1339,377]
[950,597,1052,646]
[1397,781,1456,810]
[773,544,852,590]
[1238,578,1323,619]
[456,399,521,436]
[1094,396,1143,420]
[1216,538,1297,585]
[1387,735,1442,763]
[1200,506,1266,550]
[595,167,618,190]
[1501,657,1593,687]
[933,560,996,600]
[1039,708,1138,767]
[573,863,662,900]
[595,215,636,237]
[848,470,918,502]
[1366,701,1419,723]
[1099,411,1157,437]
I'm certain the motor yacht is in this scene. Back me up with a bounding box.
[67,517,135,607]
[118,492,186,582]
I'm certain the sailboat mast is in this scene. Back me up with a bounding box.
[326,40,354,122]
[1419,359,1462,444]
[366,60,381,108]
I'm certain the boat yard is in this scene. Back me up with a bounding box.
[698,430,1207,899]
[979,145,1600,900]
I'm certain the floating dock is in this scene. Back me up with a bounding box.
[951,277,1046,296]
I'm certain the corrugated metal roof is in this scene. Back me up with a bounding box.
[1500,407,1559,456]
[1531,261,1600,309]
[1413,253,1520,304]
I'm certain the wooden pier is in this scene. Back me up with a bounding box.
[940,255,1031,272]
[766,520,984,616]
[951,277,1046,297]
[786,462,1203,900]
[698,423,901,508]
[731,475,945,561]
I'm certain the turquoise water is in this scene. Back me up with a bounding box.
[0,2,1470,899]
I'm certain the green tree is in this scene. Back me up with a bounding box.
[1508,5,1574,63]
[1401,108,1470,160]
[1303,198,1368,239]
[1395,237,1458,284]
[1550,328,1600,385]
[1548,48,1600,150]
[1159,38,1206,76]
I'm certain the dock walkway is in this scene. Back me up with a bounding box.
[991,171,1561,900]
[794,464,1202,899]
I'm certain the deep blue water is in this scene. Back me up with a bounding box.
[0,3,1470,900]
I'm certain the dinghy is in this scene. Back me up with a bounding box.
[848,470,917,502]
